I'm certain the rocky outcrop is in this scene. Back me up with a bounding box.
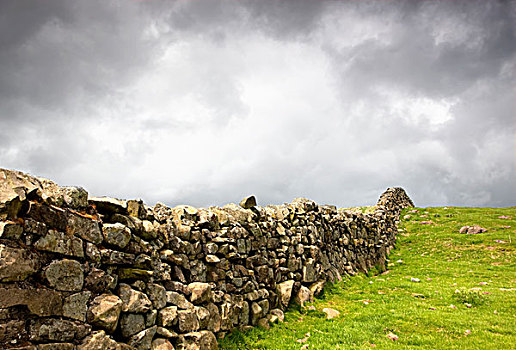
[0,168,413,349]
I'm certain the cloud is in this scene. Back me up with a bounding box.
[0,0,514,208]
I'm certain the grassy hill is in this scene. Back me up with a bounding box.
[219,207,516,349]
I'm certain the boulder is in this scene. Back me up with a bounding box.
[177,309,199,333]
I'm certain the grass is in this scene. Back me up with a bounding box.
[219,207,516,349]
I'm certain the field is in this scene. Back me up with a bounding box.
[219,207,516,349]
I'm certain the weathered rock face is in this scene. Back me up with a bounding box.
[0,168,413,349]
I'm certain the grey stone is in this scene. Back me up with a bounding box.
[63,291,92,321]
[0,221,23,239]
[35,229,84,257]
[39,344,75,350]
[66,211,103,244]
[147,283,167,309]
[276,280,295,308]
[103,223,132,249]
[0,244,40,282]
[120,313,146,338]
[45,259,84,292]
[29,318,91,342]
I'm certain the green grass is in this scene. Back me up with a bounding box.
[219,207,516,349]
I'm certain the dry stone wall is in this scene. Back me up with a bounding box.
[0,168,414,350]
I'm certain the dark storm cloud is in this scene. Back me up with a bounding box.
[0,0,514,208]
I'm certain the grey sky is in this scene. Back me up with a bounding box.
[0,0,515,208]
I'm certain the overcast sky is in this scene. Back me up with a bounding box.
[0,0,515,208]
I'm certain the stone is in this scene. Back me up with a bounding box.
[276,280,295,308]
[206,303,221,333]
[0,319,27,344]
[39,344,75,350]
[0,221,23,239]
[78,330,120,350]
[302,258,317,282]
[120,313,146,338]
[177,331,218,350]
[62,185,89,208]
[34,229,84,257]
[0,244,40,281]
[66,212,103,244]
[309,280,326,297]
[468,225,487,234]
[178,309,200,333]
[145,309,158,327]
[147,283,167,309]
[156,327,178,338]
[119,284,153,313]
[85,268,117,293]
[0,287,63,316]
[166,291,194,309]
[322,307,340,320]
[45,259,84,292]
[128,326,157,350]
[158,306,178,327]
[293,286,313,307]
[188,282,212,304]
[63,291,92,321]
[239,195,257,209]
[87,294,123,333]
[29,318,91,342]
[205,255,220,263]
[270,309,285,322]
[103,223,132,249]
[128,199,146,219]
[250,302,263,325]
[89,196,127,214]
[151,338,175,350]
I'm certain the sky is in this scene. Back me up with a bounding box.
[0,0,515,208]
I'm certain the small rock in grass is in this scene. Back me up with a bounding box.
[498,216,511,219]
[410,278,420,282]
[322,308,340,320]
[464,330,471,336]
[386,332,399,341]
